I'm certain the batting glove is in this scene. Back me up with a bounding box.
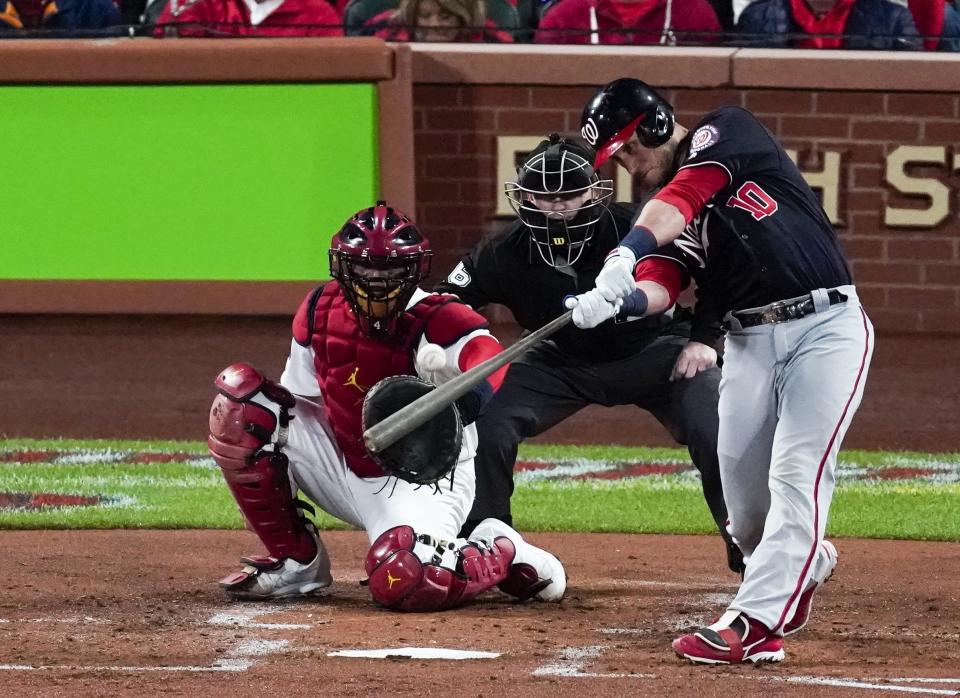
[564,290,622,329]
[595,247,638,302]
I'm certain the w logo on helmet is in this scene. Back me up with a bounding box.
[581,118,599,146]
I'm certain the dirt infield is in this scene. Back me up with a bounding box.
[3,530,958,697]
[3,316,960,696]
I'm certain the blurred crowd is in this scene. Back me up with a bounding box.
[1,0,957,50]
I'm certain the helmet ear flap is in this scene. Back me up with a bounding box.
[637,104,674,149]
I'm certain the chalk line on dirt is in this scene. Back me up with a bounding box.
[328,648,500,660]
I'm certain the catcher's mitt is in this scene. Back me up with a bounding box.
[361,375,462,486]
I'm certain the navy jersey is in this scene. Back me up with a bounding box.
[436,203,722,362]
[665,106,852,312]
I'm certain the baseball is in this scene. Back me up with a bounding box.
[417,343,446,371]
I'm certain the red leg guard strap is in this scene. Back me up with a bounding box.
[365,526,516,612]
[498,563,552,601]
[208,362,315,563]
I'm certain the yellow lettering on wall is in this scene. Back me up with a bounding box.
[495,136,544,216]
[493,139,960,229]
[786,150,842,225]
[884,146,950,228]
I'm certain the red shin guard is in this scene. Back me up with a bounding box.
[208,363,315,563]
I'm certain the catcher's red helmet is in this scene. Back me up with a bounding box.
[329,201,432,337]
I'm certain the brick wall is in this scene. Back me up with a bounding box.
[414,85,960,335]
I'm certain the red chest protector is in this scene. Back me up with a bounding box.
[294,284,456,478]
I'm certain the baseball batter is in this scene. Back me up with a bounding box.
[573,79,873,663]
[437,134,743,575]
[207,202,565,611]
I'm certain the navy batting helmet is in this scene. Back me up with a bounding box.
[580,78,675,169]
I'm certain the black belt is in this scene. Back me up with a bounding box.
[726,290,848,330]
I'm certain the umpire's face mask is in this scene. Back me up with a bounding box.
[530,190,594,221]
[506,142,614,269]
[510,184,611,269]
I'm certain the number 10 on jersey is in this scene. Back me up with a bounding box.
[727,181,779,221]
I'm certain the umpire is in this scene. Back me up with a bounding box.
[436,133,742,573]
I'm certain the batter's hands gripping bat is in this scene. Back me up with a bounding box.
[363,310,574,455]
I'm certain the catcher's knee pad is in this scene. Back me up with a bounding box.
[208,362,314,562]
[364,525,515,612]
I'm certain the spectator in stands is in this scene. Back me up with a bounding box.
[909,0,960,49]
[730,0,751,25]
[154,0,342,36]
[707,0,733,30]
[1,0,121,32]
[941,0,960,48]
[366,0,513,41]
[513,0,541,37]
[736,0,921,48]
[534,0,722,44]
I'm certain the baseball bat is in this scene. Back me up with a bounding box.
[363,309,574,455]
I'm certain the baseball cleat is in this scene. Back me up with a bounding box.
[673,611,785,665]
[219,530,332,600]
[724,536,746,577]
[470,518,566,602]
[783,539,838,636]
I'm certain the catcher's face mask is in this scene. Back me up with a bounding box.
[505,134,613,269]
[329,202,432,337]
[342,259,420,330]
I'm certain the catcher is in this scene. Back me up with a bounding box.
[207,201,566,611]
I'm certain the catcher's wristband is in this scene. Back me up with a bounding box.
[455,381,493,425]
